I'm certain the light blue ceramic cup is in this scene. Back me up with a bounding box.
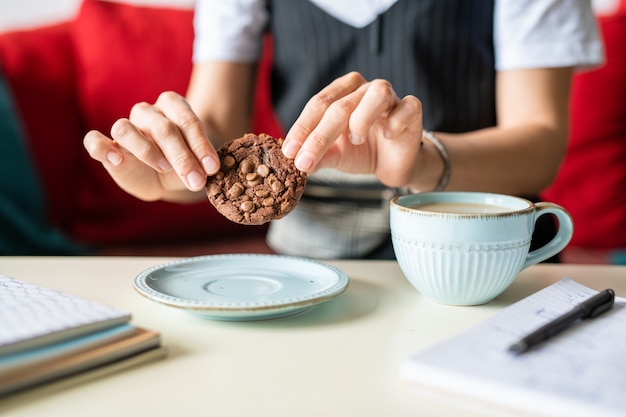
[390,192,574,305]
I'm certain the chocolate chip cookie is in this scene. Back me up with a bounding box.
[206,133,307,225]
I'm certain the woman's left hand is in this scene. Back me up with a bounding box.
[281,71,424,188]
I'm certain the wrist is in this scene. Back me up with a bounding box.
[410,131,451,192]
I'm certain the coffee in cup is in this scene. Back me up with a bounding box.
[390,192,574,305]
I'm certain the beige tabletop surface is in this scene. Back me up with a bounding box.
[0,256,624,417]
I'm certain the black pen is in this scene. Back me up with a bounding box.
[509,288,616,354]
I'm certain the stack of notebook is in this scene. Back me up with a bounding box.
[0,274,165,396]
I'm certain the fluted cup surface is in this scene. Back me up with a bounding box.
[390,192,573,305]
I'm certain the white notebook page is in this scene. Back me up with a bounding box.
[401,278,626,417]
[0,275,130,356]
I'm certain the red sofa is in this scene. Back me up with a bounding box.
[541,3,626,263]
[1,0,625,260]
[0,0,282,255]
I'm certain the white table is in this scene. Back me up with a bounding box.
[0,257,624,417]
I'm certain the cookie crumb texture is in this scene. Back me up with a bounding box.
[206,133,307,225]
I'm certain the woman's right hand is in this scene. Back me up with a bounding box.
[83,91,221,203]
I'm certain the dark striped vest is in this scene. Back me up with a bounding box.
[267,0,496,133]
[265,1,557,260]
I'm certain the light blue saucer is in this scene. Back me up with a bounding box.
[134,254,349,321]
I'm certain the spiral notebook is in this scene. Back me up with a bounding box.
[401,279,626,417]
[0,275,165,396]
[0,275,131,356]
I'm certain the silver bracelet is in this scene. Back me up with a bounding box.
[422,130,451,191]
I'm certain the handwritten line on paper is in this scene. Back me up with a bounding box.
[401,279,626,417]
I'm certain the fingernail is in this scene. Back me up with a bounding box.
[187,170,206,190]
[349,133,363,145]
[295,153,314,172]
[202,156,219,175]
[158,158,172,172]
[282,140,300,158]
[106,151,122,166]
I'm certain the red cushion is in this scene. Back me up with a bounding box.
[70,0,277,244]
[254,34,284,138]
[542,9,626,248]
[0,23,83,231]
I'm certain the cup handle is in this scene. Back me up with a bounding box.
[522,202,574,269]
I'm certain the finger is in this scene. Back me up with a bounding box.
[111,115,172,173]
[84,130,164,201]
[292,86,369,172]
[124,100,207,192]
[283,71,367,159]
[83,129,125,167]
[383,95,423,140]
[348,79,399,144]
[155,91,220,176]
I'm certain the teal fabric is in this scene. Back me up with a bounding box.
[0,69,83,255]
